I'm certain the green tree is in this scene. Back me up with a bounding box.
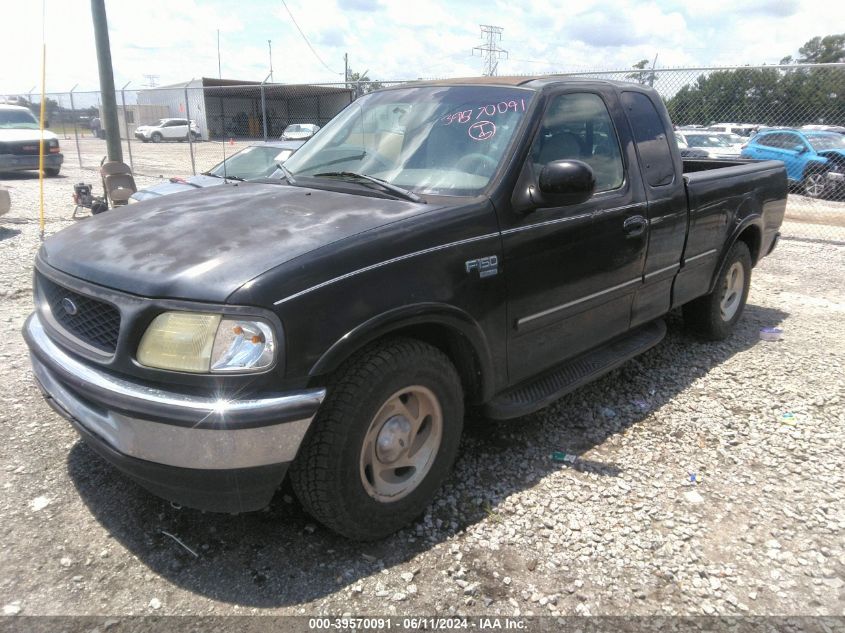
[346,68,383,97]
[664,35,845,127]
[797,34,845,63]
[626,59,658,86]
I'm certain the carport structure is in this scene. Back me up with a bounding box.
[137,78,354,140]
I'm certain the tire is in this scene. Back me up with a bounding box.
[43,167,60,177]
[802,165,828,199]
[683,241,752,341]
[190,132,200,142]
[151,132,162,143]
[290,338,464,540]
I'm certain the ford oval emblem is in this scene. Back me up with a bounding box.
[61,297,78,316]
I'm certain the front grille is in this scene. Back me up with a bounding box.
[0,141,42,155]
[37,273,121,353]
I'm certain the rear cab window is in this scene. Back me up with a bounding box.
[621,91,675,187]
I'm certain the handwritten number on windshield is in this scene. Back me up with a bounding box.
[441,99,526,126]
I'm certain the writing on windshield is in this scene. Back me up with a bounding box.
[440,99,528,126]
[282,85,535,196]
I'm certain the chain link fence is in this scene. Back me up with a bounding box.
[5,64,844,242]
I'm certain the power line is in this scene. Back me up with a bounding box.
[280,0,341,76]
[472,25,508,76]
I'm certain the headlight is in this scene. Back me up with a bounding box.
[137,312,276,373]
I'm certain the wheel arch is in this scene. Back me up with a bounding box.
[308,303,496,405]
[708,217,762,295]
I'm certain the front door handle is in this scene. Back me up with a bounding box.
[623,215,647,238]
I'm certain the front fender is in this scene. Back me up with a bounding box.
[309,302,496,402]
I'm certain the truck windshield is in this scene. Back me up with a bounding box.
[0,109,39,130]
[282,85,535,196]
[808,134,845,151]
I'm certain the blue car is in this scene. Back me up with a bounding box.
[741,129,845,199]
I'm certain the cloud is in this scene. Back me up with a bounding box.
[337,0,383,10]
[0,0,842,95]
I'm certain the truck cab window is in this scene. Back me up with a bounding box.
[621,91,675,187]
[531,92,624,192]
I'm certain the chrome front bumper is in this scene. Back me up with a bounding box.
[24,313,325,471]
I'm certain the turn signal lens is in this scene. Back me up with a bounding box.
[210,319,275,373]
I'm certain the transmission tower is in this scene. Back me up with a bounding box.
[142,74,159,88]
[472,25,508,76]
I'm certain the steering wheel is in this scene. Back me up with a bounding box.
[455,153,498,176]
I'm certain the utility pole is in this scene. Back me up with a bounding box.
[217,30,222,79]
[268,40,274,82]
[472,25,508,76]
[344,52,349,86]
[90,0,122,162]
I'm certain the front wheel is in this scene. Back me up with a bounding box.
[151,132,162,143]
[683,241,752,340]
[43,167,60,177]
[290,338,464,540]
[803,168,828,199]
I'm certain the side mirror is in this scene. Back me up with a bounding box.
[534,160,596,207]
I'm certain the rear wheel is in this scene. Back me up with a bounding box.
[43,167,60,177]
[683,241,752,340]
[290,338,464,540]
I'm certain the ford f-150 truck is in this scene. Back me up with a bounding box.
[24,77,787,540]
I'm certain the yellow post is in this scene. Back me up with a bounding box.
[38,42,46,240]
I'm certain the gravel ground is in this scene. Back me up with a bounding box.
[1,161,844,620]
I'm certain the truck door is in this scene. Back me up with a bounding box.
[499,89,649,384]
[619,91,688,327]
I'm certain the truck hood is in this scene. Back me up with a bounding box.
[0,128,59,142]
[39,182,428,303]
[130,175,225,201]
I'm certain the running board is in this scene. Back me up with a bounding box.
[484,320,667,420]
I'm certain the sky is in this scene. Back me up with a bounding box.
[1,0,842,94]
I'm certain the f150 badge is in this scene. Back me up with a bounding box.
[465,255,499,278]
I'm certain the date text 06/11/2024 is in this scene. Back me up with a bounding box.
[307,617,528,630]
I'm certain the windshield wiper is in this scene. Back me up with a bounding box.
[201,171,245,181]
[313,171,423,203]
[277,163,297,185]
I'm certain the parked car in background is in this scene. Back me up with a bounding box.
[674,130,742,158]
[130,140,303,202]
[708,123,760,138]
[801,124,845,136]
[712,132,748,154]
[280,123,320,141]
[0,104,63,176]
[741,129,845,198]
[134,118,201,143]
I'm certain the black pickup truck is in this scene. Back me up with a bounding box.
[24,77,787,540]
